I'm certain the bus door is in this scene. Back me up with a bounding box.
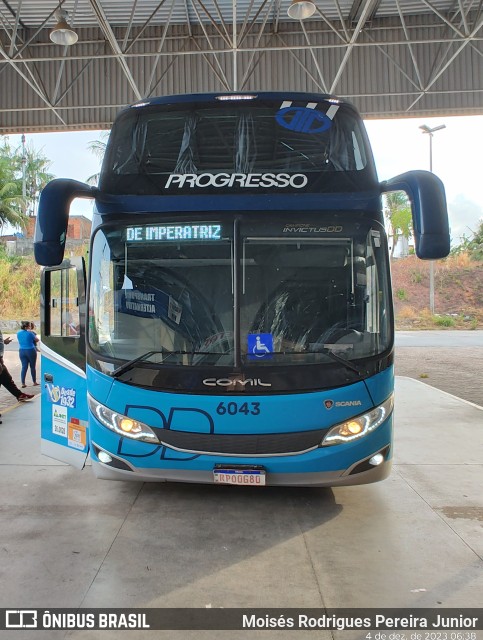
[40,257,89,469]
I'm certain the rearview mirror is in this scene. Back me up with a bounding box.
[34,179,97,266]
[381,170,450,260]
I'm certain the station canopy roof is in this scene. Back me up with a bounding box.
[0,0,482,133]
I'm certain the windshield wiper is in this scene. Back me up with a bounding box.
[111,348,231,378]
[264,347,362,374]
[111,350,166,378]
[312,346,362,374]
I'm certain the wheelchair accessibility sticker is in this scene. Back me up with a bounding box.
[248,333,273,360]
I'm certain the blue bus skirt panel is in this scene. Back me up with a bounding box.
[86,366,394,486]
[40,349,89,470]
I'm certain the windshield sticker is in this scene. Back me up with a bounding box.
[47,384,77,409]
[248,333,274,360]
[200,332,233,351]
[121,289,156,315]
[68,418,87,451]
[275,101,339,134]
[168,296,182,324]
[52,404,68,437]
[371,229,381,247]
[117,287,189,329]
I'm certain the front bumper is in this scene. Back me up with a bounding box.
[90,442,392,486]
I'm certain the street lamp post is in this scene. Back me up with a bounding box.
[21,133,27,201]
[419,124,446,315]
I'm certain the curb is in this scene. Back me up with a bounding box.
[397,375,483,411]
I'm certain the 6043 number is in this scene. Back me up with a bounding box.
[216,402,261,416]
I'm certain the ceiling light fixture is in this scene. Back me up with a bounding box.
[50,9,78,46]
[287,0,316,20]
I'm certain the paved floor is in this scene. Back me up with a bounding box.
[0,337,41,414]
[0,377,482,640]
[395,330,483,347]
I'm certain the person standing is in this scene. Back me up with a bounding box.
[0,327,34,404]
[17,321,40,388]
[29,322,41,352]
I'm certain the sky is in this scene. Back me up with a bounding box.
[6,113,483,244]
[365,115,483,244]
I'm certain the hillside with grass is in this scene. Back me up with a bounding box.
[391,253,483,329]
[0,251,41,323]
[0,244,87,326]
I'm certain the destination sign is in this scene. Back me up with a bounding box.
[125,224,222,242]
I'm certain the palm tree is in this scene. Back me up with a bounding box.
[384,191,412,258]
[0,183,25,229]
[0,136,55,231]
[0,140,25,229]
[86,131,109,186]
[14,140,55,217]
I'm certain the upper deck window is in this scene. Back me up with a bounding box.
[100,98,377,195]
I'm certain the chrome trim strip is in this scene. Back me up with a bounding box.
[159,439,319,458]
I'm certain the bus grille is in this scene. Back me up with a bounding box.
[150,427,328,456]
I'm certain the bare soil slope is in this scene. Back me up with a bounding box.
[391,254,483,329]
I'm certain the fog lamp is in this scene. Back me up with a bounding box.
[98,451,112,464]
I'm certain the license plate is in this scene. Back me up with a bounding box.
[213,468,266,486]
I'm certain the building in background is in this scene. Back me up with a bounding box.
[1,215,91,256]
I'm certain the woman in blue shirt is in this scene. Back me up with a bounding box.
[17,321,40,388]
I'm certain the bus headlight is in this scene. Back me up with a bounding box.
[87,395,160,443]
[321,394,394,446]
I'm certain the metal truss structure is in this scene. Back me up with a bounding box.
[0,0,482,132]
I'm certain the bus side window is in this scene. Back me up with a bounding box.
[49,267,80,338]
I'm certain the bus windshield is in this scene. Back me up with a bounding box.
[88,217,392,371]
[100,97,376,195]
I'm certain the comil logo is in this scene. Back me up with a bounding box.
[203,378,271,388]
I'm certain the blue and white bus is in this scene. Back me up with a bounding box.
[34,93,449,486]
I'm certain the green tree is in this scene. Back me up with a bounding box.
[0,136,54,230]
[453,219,483,260]
[86,131,109,186]
[0,138,24,229]
[13,138,55,217]
[384,191,412,258]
